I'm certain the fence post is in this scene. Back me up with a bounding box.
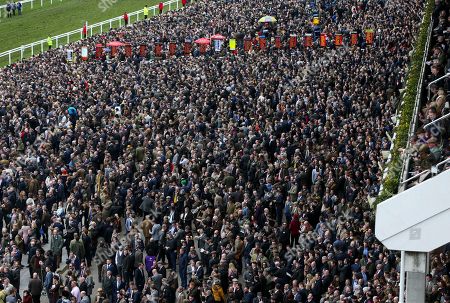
[100,23,103,33]
[67,33,69,44]
[119,19,121,27]
[40,0,42,7]
[20,47,23,61]
[51,0,52,4]
[90,27,93,36]
[136,13,139,21]
[110,20,112,29]
[56,37,58,48]
[177,0,178,9]
[31,0,33,9]
[153,7,155,16]
[8,53,11,65]
[31,44,34,56]
[41,41,43,53]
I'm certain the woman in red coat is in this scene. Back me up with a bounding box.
[289,213,301,246]
[23,290,32,303]
[159,2,163,14]
[123,12,129,25]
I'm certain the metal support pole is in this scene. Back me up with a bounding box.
[31,45,34,56]
[8,53,11,65]
[31,0,33,9]
[20,47,23,60]
[41,0,42,7]
[400,251,405,303]
[109,20,112,29]
[100,24,103,33]
[405,252,427,303]
[119,19,121,27]
[56,37,58,48]
[41,42,43,53]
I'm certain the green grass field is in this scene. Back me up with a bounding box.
[0,0,180,65]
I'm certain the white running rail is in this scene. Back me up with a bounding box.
[0,0,180,66]
[1,0,64,17]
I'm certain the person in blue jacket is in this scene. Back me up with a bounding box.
[67,106,78,128]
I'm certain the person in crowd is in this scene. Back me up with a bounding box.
[6,2,12,17]
[143,5,149,19]
[123,12,128,26]
[28,273,43,303]
[47,35,52,49]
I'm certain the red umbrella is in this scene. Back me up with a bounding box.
[194,38,210,45]
[107,41,126,47]
[211,34,226,40]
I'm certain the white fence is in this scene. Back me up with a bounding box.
[0,0,181,66]
[0,0,62,17]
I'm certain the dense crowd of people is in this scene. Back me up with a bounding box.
[0,0,449,303]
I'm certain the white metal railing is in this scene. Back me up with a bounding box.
[0,0,63,17]
[0,0,180,65]
[423,112,450,129]
[433,157,450,172]
[397,15,434,193]
[427,72,450,100]
[400,169,430,185]
[377,13,434,198]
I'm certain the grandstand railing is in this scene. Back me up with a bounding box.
[375,7,434,202]
[397,15,434,193]
[0,0,180,66]
[423,112,450,129]
[427,72,450,100]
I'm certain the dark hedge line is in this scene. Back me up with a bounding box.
[375,0,434,206]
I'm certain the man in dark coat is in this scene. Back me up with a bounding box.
[179,247,188,288]
[28,273,43,303]
[102,270,115,303]
[122,249,135,285]
[134,263,146,292]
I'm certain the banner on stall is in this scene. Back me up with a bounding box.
[366,29,374,45]
[214,39,223,52]
[81,47,88,61]
[67,49,73,62]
